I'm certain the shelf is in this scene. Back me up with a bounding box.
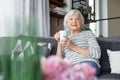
[50,12,64,18]
[49,0,66,7]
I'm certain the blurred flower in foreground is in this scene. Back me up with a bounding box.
[41,56,97,80]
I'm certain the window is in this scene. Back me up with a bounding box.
[88,0,97,36]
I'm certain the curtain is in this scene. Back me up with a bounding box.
[0,0,50,37]
[37,0,50,37]
[0,0,22,36]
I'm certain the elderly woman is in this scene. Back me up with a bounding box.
[54,9,101,76]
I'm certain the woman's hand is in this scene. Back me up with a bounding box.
[61,37,75,49]
[54,31,63,58]
[54,32,60,41]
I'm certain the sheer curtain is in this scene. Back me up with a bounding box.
[37,0,50,37]
[0,0,23,36]
[0,0,50,37]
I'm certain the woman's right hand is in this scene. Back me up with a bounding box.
[54,31,60,41]
[54,32,63,58]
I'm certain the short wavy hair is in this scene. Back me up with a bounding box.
[63,9,84,27]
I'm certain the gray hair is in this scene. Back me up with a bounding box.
[63,9,84,27]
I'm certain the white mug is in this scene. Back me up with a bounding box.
[60,30,68,41]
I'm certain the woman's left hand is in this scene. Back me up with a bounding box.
[61,37,90,56]
[60,37,75,49]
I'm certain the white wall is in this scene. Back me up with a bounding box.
[108,0,120,37]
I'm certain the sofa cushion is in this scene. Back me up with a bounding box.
[107,49,120,74]
[97,37,120,73]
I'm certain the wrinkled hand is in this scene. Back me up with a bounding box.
[61,37,75,49]
[54,32,60,41]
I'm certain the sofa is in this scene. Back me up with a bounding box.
[97,37,120,80]
[0,36,120,80]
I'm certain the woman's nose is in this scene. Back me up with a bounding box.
[72,19,76,23]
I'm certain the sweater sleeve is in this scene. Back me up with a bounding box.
[87,31,101,59]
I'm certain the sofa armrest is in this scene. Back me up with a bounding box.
[37,37,57,56]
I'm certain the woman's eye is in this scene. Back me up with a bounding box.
[76,18,80,20]
[69,18,79,20]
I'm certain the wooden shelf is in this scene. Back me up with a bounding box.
[50,12,64,18]
[49,0,66,7]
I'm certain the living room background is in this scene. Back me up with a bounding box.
[0,0,120,37]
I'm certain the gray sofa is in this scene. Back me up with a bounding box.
[0,36,120,80]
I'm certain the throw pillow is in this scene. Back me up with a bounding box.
[107,49,120,74]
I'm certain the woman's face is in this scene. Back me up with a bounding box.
[66,14,82,31]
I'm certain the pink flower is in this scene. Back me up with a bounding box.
[40,56,97,80]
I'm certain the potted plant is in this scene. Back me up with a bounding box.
[77,6,88,22]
